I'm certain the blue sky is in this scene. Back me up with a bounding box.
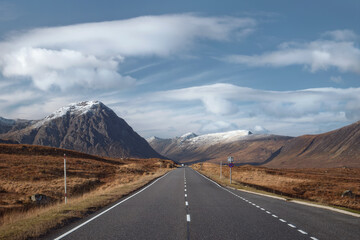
[0,0,359,138]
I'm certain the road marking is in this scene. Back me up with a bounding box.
[185,194,187,197]
[256,206,260,208]
[185,201,188,206]
[185,189,187,192]
[194,169,319,240]
[187,214,191,222]
[54,171,171,240]
[288,224,296,228]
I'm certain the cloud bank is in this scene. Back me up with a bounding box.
[0,14,255,91]
[225,30,360,74]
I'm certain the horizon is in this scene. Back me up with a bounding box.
[0,0,359,138]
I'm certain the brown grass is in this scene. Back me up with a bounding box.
[0,144,176,240]
[192,163,360,211]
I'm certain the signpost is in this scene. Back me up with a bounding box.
[64,154,67,204]
[228,157,234,184]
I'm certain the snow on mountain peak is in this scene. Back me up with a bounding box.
[33,101,102,128]
[180,132,198,140]
[185,130,252,146]
[0,117,16,126]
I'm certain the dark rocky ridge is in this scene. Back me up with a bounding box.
[0,101,163,159]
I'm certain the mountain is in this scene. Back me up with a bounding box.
[0,117,34,135]
[0,101,163,159]
[148,130,291,164]
[265,120,360,168]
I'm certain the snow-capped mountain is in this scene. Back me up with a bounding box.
[148,130,291,164]
[1,101,163,159]
[32,101,103,129]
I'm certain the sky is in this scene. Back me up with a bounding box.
[0,0,359,138]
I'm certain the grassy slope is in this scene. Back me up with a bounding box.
[192,163,360,212]
[0,144,175,240]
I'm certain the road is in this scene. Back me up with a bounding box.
[50,167,360,240]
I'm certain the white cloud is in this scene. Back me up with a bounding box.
[2,47,134,90]
[144,83,360,135]
[330,76,343,84]
[0,14,256,91]
[225,30,360,74]
[323,29,358,41]
[253,125,269,133]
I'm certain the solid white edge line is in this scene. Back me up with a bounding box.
[187,214,191,222]
[54,171,172,240]
[193,169,321,240]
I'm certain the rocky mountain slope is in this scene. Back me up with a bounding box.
[148,130,291,164]
[0,101,163,159]
[265,120,360,168]
[0,117,34,135]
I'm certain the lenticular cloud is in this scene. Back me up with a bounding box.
[0,14,255,91]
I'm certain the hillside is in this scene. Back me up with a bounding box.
[148,131,291,164]
[266,120,360,168]
[0,101,163,159]
[0,143,174,216]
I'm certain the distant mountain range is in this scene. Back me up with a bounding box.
[148,131,291,165]
[0,101,163,159]
[149,121,360,168]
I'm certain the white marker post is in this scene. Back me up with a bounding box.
[64,154,67,204]
[228,156,234,184]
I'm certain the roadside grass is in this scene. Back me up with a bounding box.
[0,168,172,240]
[191,163,360,215]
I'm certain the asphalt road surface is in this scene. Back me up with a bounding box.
[49,167,360,240]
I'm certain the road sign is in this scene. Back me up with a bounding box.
[228,156,234,163]
[229,163,234,168]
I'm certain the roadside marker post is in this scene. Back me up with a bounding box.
[228,157,234,184]
[64,154,67,204]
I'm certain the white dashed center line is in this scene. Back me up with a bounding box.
[185,201,188,206]
[194,169,319,240]
[187,214,191,222]
[298,230,308,235]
